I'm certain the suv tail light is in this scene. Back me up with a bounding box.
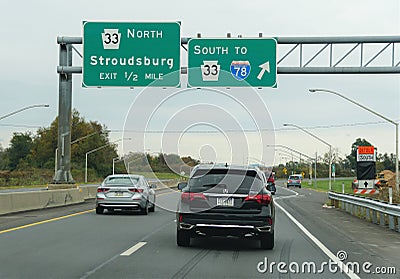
[97,188,110,193]
[129,188,144,193]
[245,194,271,205]
[181,192,207,202]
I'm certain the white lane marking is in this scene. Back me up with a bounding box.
[82,222,174,278]
[120,242,147,256]
[273,186,300,200]
[277,185,299,196]
[275,202,360,279]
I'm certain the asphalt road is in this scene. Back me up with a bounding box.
[0,184,399,278]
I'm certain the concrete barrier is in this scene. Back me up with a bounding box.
[0,188,84,215]
[0,180,180,215]
[78,185,98,199]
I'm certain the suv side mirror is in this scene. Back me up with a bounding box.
[150,184,157,189]
[177,182,188,191]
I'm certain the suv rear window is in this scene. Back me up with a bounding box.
[188,169,263,194]
[104,177,139,186]
[289,176,300,180]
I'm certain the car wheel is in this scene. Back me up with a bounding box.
[299,185,302,189]
[149,200,155,213]
[141,202,149,215]
[95,206,104,214]
[260,232,274,250]
[177,229,190,247]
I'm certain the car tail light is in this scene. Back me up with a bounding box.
[129,188,144,193]
[266,217,273,225]
[181,192,207,202]
[179,214,183,222]
[288,180,292,183]
[245,194,271,205]
[97,188,110,193]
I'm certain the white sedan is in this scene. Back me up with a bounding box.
[96,174,156,215]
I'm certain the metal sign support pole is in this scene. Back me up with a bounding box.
[53,42,74,183]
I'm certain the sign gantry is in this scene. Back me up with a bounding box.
[54,24,400,183]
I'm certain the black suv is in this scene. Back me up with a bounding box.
[176,164,275,249]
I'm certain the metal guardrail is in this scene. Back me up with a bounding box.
[328,191,400,232]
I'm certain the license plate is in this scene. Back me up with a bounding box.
[216,197,234,206]
[115,192,124,197]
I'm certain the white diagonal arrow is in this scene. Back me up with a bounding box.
[257,61,270,80]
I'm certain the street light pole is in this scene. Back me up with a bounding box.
[267,144,316,186]
[309,88,399,196]
[284,123,333,190]
[54,131,104,177]
[126,154,147,174]
[315,152,317,188]
[266,144,315,159]
[112,157,121,175]
[0,104,49,121]
[85,138,130,183]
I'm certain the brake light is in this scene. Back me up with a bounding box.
[288,180,292,183]
[129,188,144,193]
[266,217,273,225]
[179,214,183,222]
[181,192,207,201]
[245,194,271,205]
[97,188,110,193]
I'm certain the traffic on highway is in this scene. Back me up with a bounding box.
[0,180,398,278]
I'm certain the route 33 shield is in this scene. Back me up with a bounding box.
[230,61,251,81]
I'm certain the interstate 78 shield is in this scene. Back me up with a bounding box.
[230,61,251,81]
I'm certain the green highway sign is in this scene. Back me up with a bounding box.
[188,38,277,87]
[83,21,181,87]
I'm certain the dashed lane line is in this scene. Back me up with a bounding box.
[120,241,147,256]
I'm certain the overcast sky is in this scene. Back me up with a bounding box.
[0,0,399,165]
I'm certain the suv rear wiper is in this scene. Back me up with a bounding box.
[202,184,218,187]
[202,183,229,189]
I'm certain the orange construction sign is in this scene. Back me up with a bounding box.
[358,146,374,154]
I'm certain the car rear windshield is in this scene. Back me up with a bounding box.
[289,176,300,180]
[188,169,263,194]
[104,177,139,186]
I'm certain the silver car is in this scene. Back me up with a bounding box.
[96,174,156,215]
